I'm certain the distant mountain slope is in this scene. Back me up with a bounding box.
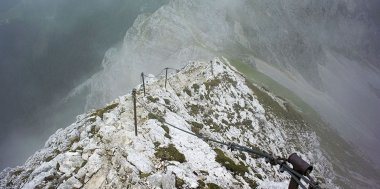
[0,58,335,188]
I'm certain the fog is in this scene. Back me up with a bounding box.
[1,0,380,187]
[63,0,380,186]
[68,0,380,164]
[0,0,168,169]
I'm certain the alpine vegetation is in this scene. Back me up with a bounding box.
[0,58,335,188]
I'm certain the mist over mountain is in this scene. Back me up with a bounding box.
[1,0,379,185]
[0,59,341,188]
[0,0,168,169]
[66,0,380,165]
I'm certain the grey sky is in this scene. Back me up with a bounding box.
[0,0,168,169]
[0,0,379,178]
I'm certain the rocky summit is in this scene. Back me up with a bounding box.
[0,58,336,188]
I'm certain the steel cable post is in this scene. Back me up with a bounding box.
[141,72,146,96]
[132,89,137,136]
[165,68,168,89]
[133,66,321,189]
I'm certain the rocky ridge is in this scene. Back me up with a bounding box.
[0,58,336,188]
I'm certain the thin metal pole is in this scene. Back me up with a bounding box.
[141,72,145,96]
[132,89,137,136]
[165,68,168,89]
[210,60,214,75]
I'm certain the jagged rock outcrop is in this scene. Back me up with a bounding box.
[0,58,336,188]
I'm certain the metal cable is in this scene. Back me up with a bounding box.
[166,67,180,72]
[141,68,165,79]
[143,74,157,79]
[137,98,205,139]
[135,98,280,162]
[133,65,321,189]
[142,67,179,79]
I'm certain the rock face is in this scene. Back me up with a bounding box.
[0,58,336,188]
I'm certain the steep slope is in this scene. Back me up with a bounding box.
[0,58,336,188]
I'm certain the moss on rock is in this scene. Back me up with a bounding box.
[147,95,159,103]
[91,103,119,120]
[183,87,192,96]
[189,121,203,135]
[214,148,248,175]
[155,144,186,163]
[175,176,185,188]
[206,183,221,189]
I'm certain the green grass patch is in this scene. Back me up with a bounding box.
[239,152,247,161]
[255,173,263,180]
[242,119,252,126]
[183,87,192,96]
[210,124,222,133]
[155,144,186,163]
[227,112,234,121]
[161,124,169,133]
[12,169,23,176]
[154,141,161,148]
[243,176,258,188]
[203,118,222,132]
[164,98,170,105]
[44,174,60,182]
[233,103,243,112]
[203,110,213,118]
[197,180,206,188]
[139,172,151,178]
[222,119,229,125]
[214,148,248,175]
[241,119,252,128]
[206,183,221,189]
[148,112,165,123]
[222,74,237,86]
[204,78,221,92]
[189,121,203,135]
[147,96,159,103]
[91,103,119,120]
[88,125,99,137]
[161,124,171,139]
[175,176,185,188]
[189,104,204,115]
[192,83,200,93]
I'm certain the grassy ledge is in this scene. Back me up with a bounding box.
[91,103,119,120]
[155,144,186,163]
[214,148,248,175]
